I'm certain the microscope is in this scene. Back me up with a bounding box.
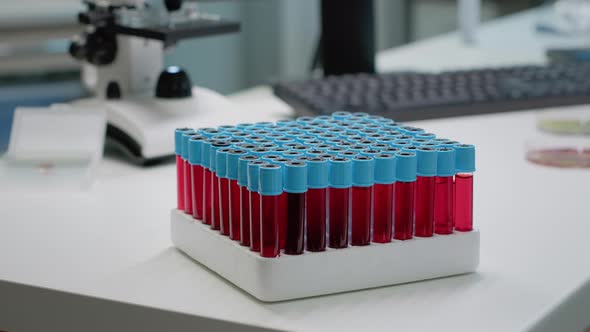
[68,0,240,165]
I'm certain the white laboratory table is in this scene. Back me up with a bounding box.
[2,8,590,332]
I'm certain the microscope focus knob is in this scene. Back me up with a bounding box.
[155,66,192,99]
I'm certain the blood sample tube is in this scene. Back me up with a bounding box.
[351,155,375,246]
[414,147,438,237]
[248,160,267,252]
[259,164,282,258]
[182,131,198,215]
[227,149,247,241]
[328,157,353,249]
[453,144,476,232]
[238,155,258,246]
[434,147,456,235]
[216,147,232,236]
[372,153,396,243]
[305,157,328,251]
[210,140,231,231]
[188,135,206,220]
[394,152,417,240]
[174,128,193,210]
[201,139,213,225]
[283,160,307,255]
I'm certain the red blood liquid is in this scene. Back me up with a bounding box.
[240,186,251,246]
[219,177,230,235]
[306,188,327,252]
[394,181,415,240]
[176,155,185,210]
[414,176,435,237]
[249,192,261,252]
[184,160,193,215]
[454,173,473,232]
[351,186,372,246]
[191,165,204,220]
[203,168,212,225]
[279,192,287,249]
[260,195,280,257]
[434,176,453,234]
[211,173,220,230]
[329,187,350,248]
[372,183,394,243]
[229,180,241,241]
[284,192,305,255]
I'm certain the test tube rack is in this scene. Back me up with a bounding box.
[171,209,479,302]
[171,112,479,302]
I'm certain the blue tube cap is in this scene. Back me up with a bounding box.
[329,157,353,188]
[201,139,212,168]
[436,147,456,176]
[416,147,438,177]
[454,144,476,173]
[209,141,231,171]
[374,153,396,184]
[227,149,247,180]
[306,157,329,189]
[198,127,221,138]
[188,135,205,165]
[332,111,352,120]
[238,155,258,186]
[259,164,283,196]
[175,128,193,155]
[216,148,232,178]
[395,152,417,182]
[247,160,267,191]
[352,155,375,187]
[283,160,307,193]
[181,131,197,159]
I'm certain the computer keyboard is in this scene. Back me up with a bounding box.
[273,63,590,121]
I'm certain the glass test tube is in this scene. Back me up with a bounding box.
[238,155,258,246]
[175,128,194,211]
[248,160,267,252]
[372,153,396,243]
[394,152,417,240]
[434,147,456,234]
[328,157,353,249]
[414,147,438,237]
[216,148,232,236]
[210,140,230,231]
[453,144,476,232]
[227,150,247,241]
[283,160,307,255]
[188,135,206,220]
[351,155,375,246]
[305,157,328,251]
[259,164,283,258]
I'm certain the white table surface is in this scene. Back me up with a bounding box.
[2,7,590,332]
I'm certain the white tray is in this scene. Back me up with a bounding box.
[170,209,480,302]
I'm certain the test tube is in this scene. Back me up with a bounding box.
[259,164,283,258]
[394,152,417,240]
[248,160,267,252]
[306,157,329,252]
[414,147,438,238]
[372,153,396,243]
[227,149,247,241]
[201,139,213,225]
[182,131,198,215]
[216,147,232,236]
[174,128,193,210]
[238,155,258,246]
[453,144,476,232]
[283,160,307,255]
[188,135,206,220]
[328,157,353,249]
[434,147,456,235]
[351,155,375,246]
[210,140,230,231]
